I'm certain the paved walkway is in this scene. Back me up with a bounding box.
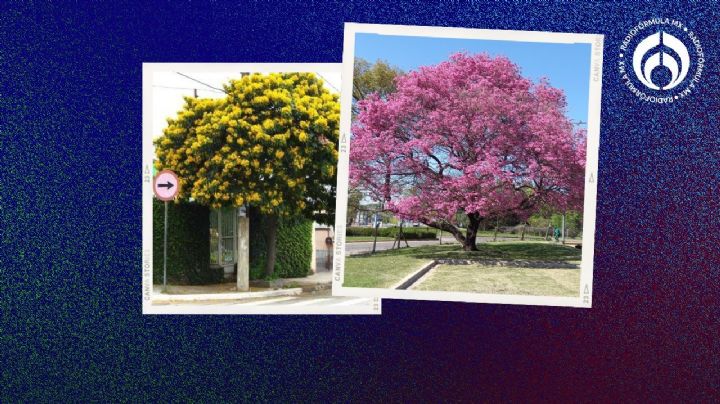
[166,290,364,307]
[153,271,335,303]
[151,289,379,314]
[154,283,269,295]
[282,271,332,284]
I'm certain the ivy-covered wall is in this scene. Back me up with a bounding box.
[249,213,313,280]
[153,201,312,283]
[152,200,223,285]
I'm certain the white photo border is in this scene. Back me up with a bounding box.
[142,62,381,315]
[332,23,604,308]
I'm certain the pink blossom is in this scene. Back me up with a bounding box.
[350,53,586,249]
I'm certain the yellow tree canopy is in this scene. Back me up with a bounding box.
[154,72,340,220]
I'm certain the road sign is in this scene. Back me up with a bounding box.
[153,170,180,201]
[153,169,179,292]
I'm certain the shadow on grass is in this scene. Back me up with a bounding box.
[350,242,581,262]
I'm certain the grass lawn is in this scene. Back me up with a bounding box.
[343,242,581,289]
[343,253,430,288]
[411,264,580,296]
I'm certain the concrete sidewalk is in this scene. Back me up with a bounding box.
[153,288,303,303]
[152,283,303,303]
[268,271,333,293]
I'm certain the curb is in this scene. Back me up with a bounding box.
[299,283,332,293]
[152,288,303,303]
[392,261,438,290]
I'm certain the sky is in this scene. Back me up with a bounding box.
[354,33,592,125]
[151,70,341,138]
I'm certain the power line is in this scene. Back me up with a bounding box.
[152,85,225,94]
[316,72,340,93]
[173,71,339,96]
[175,72,228,94]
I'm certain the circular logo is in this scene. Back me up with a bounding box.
[619,18,704,103]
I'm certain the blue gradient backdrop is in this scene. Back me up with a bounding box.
[1,1,718,401]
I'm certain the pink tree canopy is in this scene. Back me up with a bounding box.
[350,53,586,250]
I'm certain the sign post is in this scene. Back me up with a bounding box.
[153,170,180,292]
[164,201,168,291]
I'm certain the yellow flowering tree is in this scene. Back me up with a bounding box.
[154,72,340,277]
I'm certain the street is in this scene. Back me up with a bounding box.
[344,236,524,255]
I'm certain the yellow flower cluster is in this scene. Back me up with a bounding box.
[153,72,340,216]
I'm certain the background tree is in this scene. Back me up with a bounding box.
[155,72,340,276]
[350,58,405,250]
[552,211,583,238]
[352,58,404,114]
[528,205,558,241]
[350,53,586,251]
[346,187,363,226]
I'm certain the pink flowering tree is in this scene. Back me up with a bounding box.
[350,53,586,251]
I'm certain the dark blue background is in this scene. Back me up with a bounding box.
[1,1,718,401]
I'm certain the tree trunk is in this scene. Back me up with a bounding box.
[520,223,526,241]
[392,221,408,249]
[545,219,551,241]
[264,214,279,277]
[392,222,401,249]
[401,222,409,247]
[493,217,499,241]
[463,213,480,251]
[426,220,466,247]
[391,224,398,250]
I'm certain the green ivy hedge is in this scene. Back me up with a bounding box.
[249,214,313,280]
[152,200,223,285]
[346,226,437,240]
